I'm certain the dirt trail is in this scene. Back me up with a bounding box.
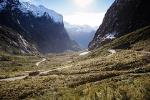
[0,63,72,81]
[0,76,27,81]
[36,58,46,66]
[0,50,118,81]
[0,49,149,82]
[0,58,46,81]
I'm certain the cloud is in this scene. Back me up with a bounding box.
[64,12,105,27]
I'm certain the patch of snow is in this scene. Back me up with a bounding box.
[106,34,115,39]
[0,1,63,23]
[79,51,90,56]
[18,2,63,23]
[105,31,117,39]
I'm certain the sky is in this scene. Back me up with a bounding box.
[20,0,115,27]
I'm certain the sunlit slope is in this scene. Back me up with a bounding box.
[0,26,150,99]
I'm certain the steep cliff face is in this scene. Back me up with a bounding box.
[0,0,80,53]
[89,0,150,50]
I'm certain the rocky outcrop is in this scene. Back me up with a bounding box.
[89,0,150,50]
[0,26,37,54]
[0,0,80,53]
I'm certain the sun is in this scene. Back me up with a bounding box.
[74,0,94,8]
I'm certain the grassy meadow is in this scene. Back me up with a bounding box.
[0,26,150,100]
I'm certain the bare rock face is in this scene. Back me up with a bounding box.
[89,0,150,50]
[0,26,38,54]
[0,0,80,54]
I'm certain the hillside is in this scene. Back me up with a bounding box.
[89,0,150,50]
[88,26,150,58]
[0,0,80,53]
[0,26,150,99]
[0,0,150,99]
[106,26,150,51]
[0,26,37,54]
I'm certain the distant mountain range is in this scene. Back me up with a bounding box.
[65,22,97,49]
[0,0,80,54]
[89,0,150,50]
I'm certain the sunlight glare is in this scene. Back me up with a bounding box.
[74,0,94,8]
[64,12,105,27]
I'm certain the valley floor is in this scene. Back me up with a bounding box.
[0,49,150,100]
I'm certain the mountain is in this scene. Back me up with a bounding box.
[105,25,150,51]
[0,0,80,53]
[90,25,150,57]
[65,22,96,49]
[89,0,150,50]
[0,25,38,54]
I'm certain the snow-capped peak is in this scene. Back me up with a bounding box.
[0,0,63,23]
[18,2,63,23]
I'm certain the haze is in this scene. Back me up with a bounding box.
[20,0,115,27]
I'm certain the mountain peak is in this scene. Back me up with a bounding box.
[19,2,63,23]
[0,0,63,23]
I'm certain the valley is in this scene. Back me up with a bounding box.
[0,31,150,99]
[0,0,150,99]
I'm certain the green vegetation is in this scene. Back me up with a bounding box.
[0,52,40,79]
[87,26,150,58]
[0,26,150,100]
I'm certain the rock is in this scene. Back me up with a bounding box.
[0,0,80,54]
[89,0,150,50]
[0,26,38,54]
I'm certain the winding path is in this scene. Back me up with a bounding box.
[0,58,72,81]
[4,49,145,82]
[0,58,46,81]
[36,58,46,66]
[0,76,27,81]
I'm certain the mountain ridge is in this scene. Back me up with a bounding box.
[0,25,38,54]
[0,0,80,54]
[89,0,150,50]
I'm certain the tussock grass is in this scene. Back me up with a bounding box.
[0,26,150,99]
